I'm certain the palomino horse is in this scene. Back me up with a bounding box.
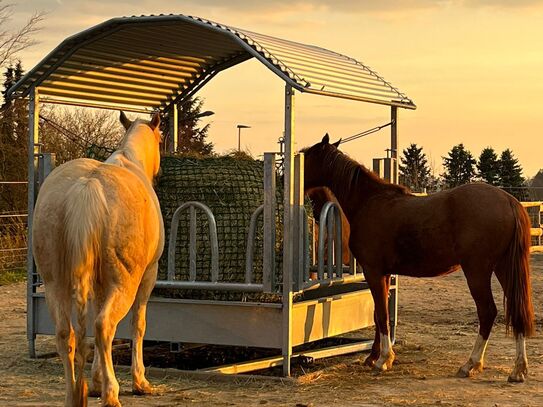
[33,112,164,406]
[303,134,534,382]
[306,187,351,266]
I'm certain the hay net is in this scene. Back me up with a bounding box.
[154,154,290,301]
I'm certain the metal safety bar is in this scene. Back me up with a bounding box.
[155,201,264,292]
[317,201,343,280]
[166,201,219,281]
[245,204,264,284]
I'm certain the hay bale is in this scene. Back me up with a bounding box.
[153,154,289,302]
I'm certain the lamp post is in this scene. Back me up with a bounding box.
[237,124,251,151]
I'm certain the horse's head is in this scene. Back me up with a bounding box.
[302,133,341,190]
[119,111,162,180]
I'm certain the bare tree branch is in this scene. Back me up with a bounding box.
[0,2,45,68]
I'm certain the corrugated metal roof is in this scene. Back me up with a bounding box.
[8,14,416,112]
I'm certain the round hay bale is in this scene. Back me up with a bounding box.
[153,154,289,302]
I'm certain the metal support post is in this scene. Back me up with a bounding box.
[282,84,295,376]
[38,153,55,188]
[293,154,305,291]
[263,153,276,293]
[390,106,398,184]
[389,105,399,341]
[169,104,178,153]
[27,87,39,358]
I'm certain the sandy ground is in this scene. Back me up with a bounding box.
[0,256,542,407]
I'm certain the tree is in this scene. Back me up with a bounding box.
[477,147,499,185]
[0,61,27,212]
[39,107,123,165]
[498,149,524,188]
[399,143,430,192]
[0,2,43,72]
[442,143,476,188]
[0,1,44,211]
[162,97,214,156]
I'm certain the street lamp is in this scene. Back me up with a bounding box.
[175,110,215,151]
[237,124,251,151]
[190,110,214,120]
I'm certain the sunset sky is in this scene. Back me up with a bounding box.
[9,0,543,177]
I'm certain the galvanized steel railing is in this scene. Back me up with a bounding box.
[245,204,264,284]
[317,201,343,280]
[302,201,363,292]
[155,201,264,292]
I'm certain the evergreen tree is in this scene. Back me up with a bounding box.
[442,143,476,188]
[399,143,430,192]
[498,149,524,188]
[162,97,214,155]
[0,61,27,212]
[477,147,499,185]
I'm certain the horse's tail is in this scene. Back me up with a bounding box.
[63,177,108,406]
[498,199,534,338]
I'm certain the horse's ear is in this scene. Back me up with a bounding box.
[149,112,161,130]
[120,111,132,130]
[322,133,330,144]
[332,138,342,148]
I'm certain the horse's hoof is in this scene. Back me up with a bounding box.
[456,367,469,378]
[132,383,154,396]
[508,372,526,383]
[373,359,391,372]
[456,362,483,378]
[102,402,122,407]
[363,355,377,368]
[88,388,101,397]
[372,363,388,374]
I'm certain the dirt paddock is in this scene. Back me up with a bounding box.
[1,255,542,406]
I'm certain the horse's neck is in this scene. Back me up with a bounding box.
[107,148,153,184]
[325,155,387,220]
[109,133,154,182]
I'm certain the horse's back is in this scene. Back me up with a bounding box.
[33,157,163,283]
[356,183,522,275]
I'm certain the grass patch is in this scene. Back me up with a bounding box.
[0,268,26,286]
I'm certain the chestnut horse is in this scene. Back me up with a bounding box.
[33,112,164,406]
[306,187,351,266]
[303,134,534,382]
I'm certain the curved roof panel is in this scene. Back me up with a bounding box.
[8,14,416,112]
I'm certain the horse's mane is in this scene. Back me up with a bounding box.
[305,146,410,198]
[106,119,153,177]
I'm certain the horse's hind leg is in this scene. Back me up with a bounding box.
[493,268,528,382]
[131,262,158,395]
[95,286,138,407]
[457,265,497,378]
[89,341,102,397]
[46,286,76,406]
[89,299,104,397]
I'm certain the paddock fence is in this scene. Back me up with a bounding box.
[0,181,28,278]
[521,201,543,253]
